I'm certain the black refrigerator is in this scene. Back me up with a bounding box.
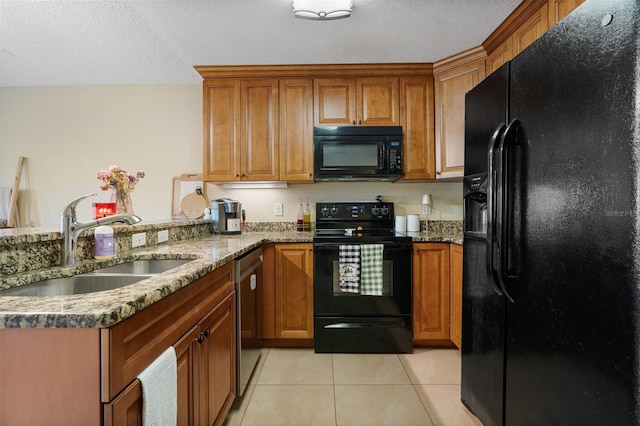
[462,0,640,425]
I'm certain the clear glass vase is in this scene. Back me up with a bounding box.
[111,190,134,215]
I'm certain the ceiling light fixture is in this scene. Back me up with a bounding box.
[293,0,353,20]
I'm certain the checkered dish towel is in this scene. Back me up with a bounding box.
[339,244,360,293]
[360,244,384,296]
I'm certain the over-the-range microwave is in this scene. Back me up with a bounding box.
[313,126,403,182]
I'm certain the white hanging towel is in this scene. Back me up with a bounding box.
[137,346,177,426]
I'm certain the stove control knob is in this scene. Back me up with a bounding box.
[371,207,380,215]
[320,206,329,216]
[331,206,339,215]
[381,206,389,216]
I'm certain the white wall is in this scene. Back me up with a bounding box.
[1,85,462,228]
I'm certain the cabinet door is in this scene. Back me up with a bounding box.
[413,243,450,341]
[198,293,237,426]
[279,79,314,181]
[357,77,399,126]
[240,79,279,181]
[314,79,357,126]
[512,3,549,56]
[486,39,512,76]
[399,77,435,180]
[449,244,463,349]
[548,0,584,26]
[274,243,314,339]
[176,326,199,426]
[434,58,485,179]
[203,79,241,181]
[104,326,199,426]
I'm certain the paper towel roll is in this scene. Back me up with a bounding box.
[407,214,420,232]
[395,216,406,232]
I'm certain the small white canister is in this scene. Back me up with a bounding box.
[407,214,420,232]
[395,215,407,233]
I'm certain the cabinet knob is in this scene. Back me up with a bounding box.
[352,120,356,125]
[203,329,211,338]
[358,120,362,125]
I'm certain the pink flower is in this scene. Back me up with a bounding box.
[97,165,145,193]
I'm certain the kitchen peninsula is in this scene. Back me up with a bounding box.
[0,220,461,425]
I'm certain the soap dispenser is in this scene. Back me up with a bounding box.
[94,225,114,260]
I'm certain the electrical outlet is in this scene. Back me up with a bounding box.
[132,232,146,248]
[158,230,169,243]
[274,202,283,216]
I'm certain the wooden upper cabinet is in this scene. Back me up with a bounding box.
[202,79,241,182]
[240,79,279,181]
[548,0,585,26]
[202,78,278,182]
[279,79,314,181]
[314,78,356,126]
[434,48,486,179]
[399,77,435,180]
[357,77,399,126]
[486,38,512,76]
[512,3,549,56]
[314,77,399,126]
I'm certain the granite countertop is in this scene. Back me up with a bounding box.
[0,229,461,329]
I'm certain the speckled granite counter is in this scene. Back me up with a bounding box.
[0,221,461,329]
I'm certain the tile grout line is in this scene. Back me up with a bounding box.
[397,352,437,426]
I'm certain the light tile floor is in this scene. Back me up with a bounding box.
[224,348,482,426]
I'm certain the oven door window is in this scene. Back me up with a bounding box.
[314,243,412,316]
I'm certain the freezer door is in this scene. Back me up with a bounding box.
[461,63,510,426]
[504,0,640,424]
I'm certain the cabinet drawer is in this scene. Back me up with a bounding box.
[101,263,234,402]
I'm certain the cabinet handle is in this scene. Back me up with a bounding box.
[352,120,356,125]
[358,120,362,125]
[197,329,211,344]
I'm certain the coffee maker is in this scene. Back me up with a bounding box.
[211,198,242,234]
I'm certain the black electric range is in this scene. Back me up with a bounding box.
[313,202,413,353]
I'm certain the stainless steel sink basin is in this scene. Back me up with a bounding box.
[90,259,192,275]
[0,274,151,297]
[0,259,193,297]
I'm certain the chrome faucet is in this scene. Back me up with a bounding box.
[61,193,142,266]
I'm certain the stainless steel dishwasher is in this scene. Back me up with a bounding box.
[234,246,263,396]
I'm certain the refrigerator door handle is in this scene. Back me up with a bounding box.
[487,122,507,295]
[497,118,521,303]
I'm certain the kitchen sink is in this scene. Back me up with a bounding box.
[0,259,193,297]
[89,259,192,275]
[0,274,151,297]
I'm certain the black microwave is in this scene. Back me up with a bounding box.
[313,126,403,182]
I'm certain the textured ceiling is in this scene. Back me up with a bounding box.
[0,0,521,87]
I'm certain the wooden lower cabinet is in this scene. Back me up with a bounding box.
[0,263,236,425]
[449,244,463,349]
[274,243,314,340]
[413,243,451,344]
[108,286,236,426]
[198,293,237,425]
[261,243,314,345]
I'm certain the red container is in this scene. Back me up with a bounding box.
[93,202,116,219]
